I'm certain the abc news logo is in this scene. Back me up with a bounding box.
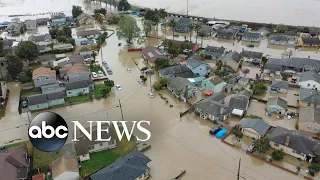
[28,112,151,152]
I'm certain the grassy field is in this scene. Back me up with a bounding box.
[33,148,62,168]
[80,136,136,177]
[21,89,41,98]
[93,84,105,98]
[67,94,91,104]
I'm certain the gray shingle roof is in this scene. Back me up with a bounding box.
[267,97,287,109]
[91,151,151,180]
[221,51,242,63]
[76,29,101,37]
[65,79,90,90]
[268,126,320,156]
[243,31,260,40]
[205,46,225,53]
[28,34,52,42]
[195,95,230,116]
[268,35,289,41]
[27,94,47,105]
[47,91,65,101]
[229,97,249,110]
[264,57,320,72]
[240,50,263,59]
[239,118,270,136]
[300,88,320,104]
[208,92,226,102]
[301,37,320,45]
[238,90,252,99]
[186,59,208,68]
[299,71,320,84]
[25,19,37,27]
[216,29,237,38]
[271,80,289,90]
[158,65,195,78]
[299,107,320,124]
[168,77,193,92]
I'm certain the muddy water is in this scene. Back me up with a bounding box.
[0,0,320,26]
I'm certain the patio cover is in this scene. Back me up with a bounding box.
[232,109,244,116]
[204,89,214,96]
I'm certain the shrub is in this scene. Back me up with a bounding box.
[272,149,285,161]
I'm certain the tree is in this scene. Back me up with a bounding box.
[272,149,285,161]
[158,78,168,86]
[100,24,107,31]
[72,5,83,18]
[274,24,288,33]
[281,72,290,81]
[168,19,178,40]
[193,21,201,43]
[104,79,115,87]
[157,9,167,20]
[155,58,170,69]
[302,27,310,33]
[200,52,205,61]
[253,137,270,154]
[153,82,161,91]
[198,32,205,48]
[62,26,72,37]
[143,20,153,37]
[250,82,267,95]
[241,68,250,77]
[15,41,38,60]
[95,13,103,22]
[116,16,140,44]
[188,23,194,42]
[100,86,111,98]
[118,0,130,12]
[94,8,107,15]
[91,51,97,60]
[233,129,244,142]
[309,163,320,172]
[6,54,23,77]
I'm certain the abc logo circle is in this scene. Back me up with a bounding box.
[28,112,68,152]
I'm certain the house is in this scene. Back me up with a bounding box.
[263,57,320,74]
[268,126,320,162]
[53,57,71,68]
[161,39,199,54]
[76,29,101,39]
[268,34,296,46]
[141,46,168,65]
[65,79,94,97]
[90,151,151,180]
[299,71,320,89]
[220,51,243,72]
[271,80,289,93]
[36,18,49,25]
[201,76,227,94]
[299,88,320,106]
[6,22,21,36]
[242,31,261,42]
[25,19,37,30]
[185,59,211,77]
[0,81,8,100]
[74,45,93,58]
[199,25,212,36]
[229,90,251,117]
[238,77,249,85]
[187,77,206,87]
[240,49,263,64]
[76,13,95,25]
[53,43,74,51]
[32,174,45,180]
[27,91,65,111]
[51,13,67,27]
[204,46,226,60]
[69,55,85,65]
[299,107,320,134]
[215,29,237,39]
[61,63,90,81]
[299,32,311,37]
[32,67,57,88]
[0,57,8,79]
[158,64,195,78]
[55,54,67,60]
[258,27,270,37]
[0,146,30,180]
[194,95,231,121]
[75,125,116,162]
[297,37,320,48]
[36,54,56,67]
[2,39,15,54]
[51,155,79,180]
[41,83,64,94]
[28,34,52,46]
[167,77,197,101]
[175,18,193,33]
[266,97,287,114]
[238,118,270,139]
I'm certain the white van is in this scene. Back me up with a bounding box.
[47,22,51,28]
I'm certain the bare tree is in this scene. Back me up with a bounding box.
[241,68,250,77]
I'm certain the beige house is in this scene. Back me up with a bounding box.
[268,126,320,162]
[52,155,79,180]
[220,51,243,72]
[298,107,320,134]
[238,118,270,139]
[75,125,117,162]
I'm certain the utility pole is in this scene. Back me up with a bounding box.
[150,74,152,92]
[118,99,124,121]
[237,158,241,180]
[187,0,189,16]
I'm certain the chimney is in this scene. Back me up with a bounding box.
[285,136,290,146]
[308,56,310,59]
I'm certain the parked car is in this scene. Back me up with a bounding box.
[98,71,104,77]
[215,129,228,139]
[116,84,122,90]
[147,92,154,98]
[85,57,94,62]
[247,145,254,153]
[22,100,28,108]
[92,72,98,78]
[137,79,144,85]
[209,127,222,135]
[127,68,132,73]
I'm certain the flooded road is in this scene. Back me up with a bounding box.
[0,0,320,26]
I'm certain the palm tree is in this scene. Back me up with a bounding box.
[168,19,178,40]
[193,21,201,44]
[198,31,205,48]
[188,23,194,42]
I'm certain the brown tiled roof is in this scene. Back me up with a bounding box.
[66,63,90,75]
[141,46,166,63]
[32,67,56,79]
[32,174,45,180]
[51,155,79,179]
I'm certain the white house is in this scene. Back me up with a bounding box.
[0,82,8,100]
[52,155,79,180]
[299,71,320,89]
[238,118,270,139]
[25,19,37,30]
[75,45,93,58]
[53,57,71,68]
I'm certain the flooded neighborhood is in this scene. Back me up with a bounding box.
[1,0,320,180]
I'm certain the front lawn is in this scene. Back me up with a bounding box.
[21,89,41,98]
[67,94,92,105]
[93,84,106,99]
[90,65,103,73]
[80,136,136,177]
[33,148,62,168]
